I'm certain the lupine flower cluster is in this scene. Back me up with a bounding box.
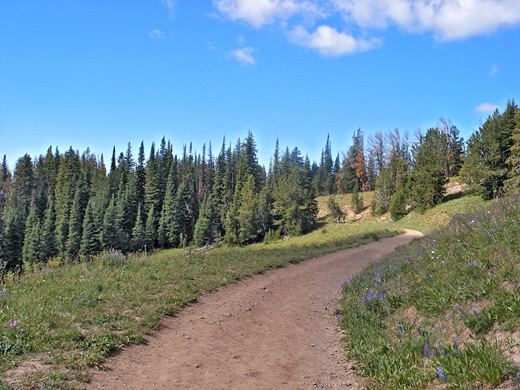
[398,324,405,335]
[438,367,448,381]
[361,289,384,304]
[424,340,450,358]
[7,320,23,332]
[98,250,127,262]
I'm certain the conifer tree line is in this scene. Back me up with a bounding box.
[0,99,518,274]
[0,132,320,273]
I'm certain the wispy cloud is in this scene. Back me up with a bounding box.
[213,0,321,28]
[475,102,499,113]
[290,25,380,56]
[161,0,177,16]
[230,47,256,65]
[488,66,499,77]
[148,29,165,39]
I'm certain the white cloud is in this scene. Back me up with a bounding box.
[212,0,321,28]
[290,25,379,56]
[332,0,520,40]
[230,47,256,65]
[488,66,499,77]
[148,29,165,39]
[475,103,499,113]
[211,0,520,57]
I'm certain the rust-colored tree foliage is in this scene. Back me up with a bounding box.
[354,150,371,192]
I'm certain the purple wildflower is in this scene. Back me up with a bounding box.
[438,367,447,381]
[472,307,477,315]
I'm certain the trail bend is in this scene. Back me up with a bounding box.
[88,229,423,390]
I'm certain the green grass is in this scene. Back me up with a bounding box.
[336,195,520,389]
[317,189,488,234]
[390,194,488,233]
[0,223,399,389]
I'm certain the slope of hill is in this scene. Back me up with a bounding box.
[316,185,488,233]
[337,194,520,389]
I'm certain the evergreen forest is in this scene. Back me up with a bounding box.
[0,100,519,275]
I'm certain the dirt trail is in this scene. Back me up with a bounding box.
[88,229,423,390]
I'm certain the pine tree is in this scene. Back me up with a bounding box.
[351,183,364,214]
[79,199,100,257]
[101,196,118,250]
[257,182,273,235]
[41,194,58,260]
[506,111,520,191]
[193,194,216,247]
[10,154,35,218]
[22,201,42,268]
[389,183,407,221]
[224,186,241,245]
[272,167,317,236]
[132,203,146,251]
[108,147,119,197]
[136,141,146,207]
[272,138,281,180]
[320,135,334,194]
[2,196,25,273]
[65,175,89,259]
[354,150,370,191]
[410,128,448,211]
[462,102,519,199]
[238,175,258,245]
[145,204,157,248]
[158,161,178,248]
[327,196,343,221]
[0,155,12,214]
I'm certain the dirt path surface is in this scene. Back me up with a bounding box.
[88,229,423,390]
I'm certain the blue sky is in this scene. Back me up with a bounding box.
[1,0,519,169]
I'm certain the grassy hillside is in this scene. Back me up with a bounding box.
[337,195,520,389]
[316,186,487,233]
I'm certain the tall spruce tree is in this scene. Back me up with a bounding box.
[0,155,12,215]
[41,194,58,260]
[193,194,217,247]
[22,200,42,268]
[506,111,520,191]
[462,101,519,199]
[101,196,118,250]
[65,174,89,259]
[79,199,100,257]
[132,203,146,251]
[410,128,448,211]
[238,175,258,245]
[158,161,178,248]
